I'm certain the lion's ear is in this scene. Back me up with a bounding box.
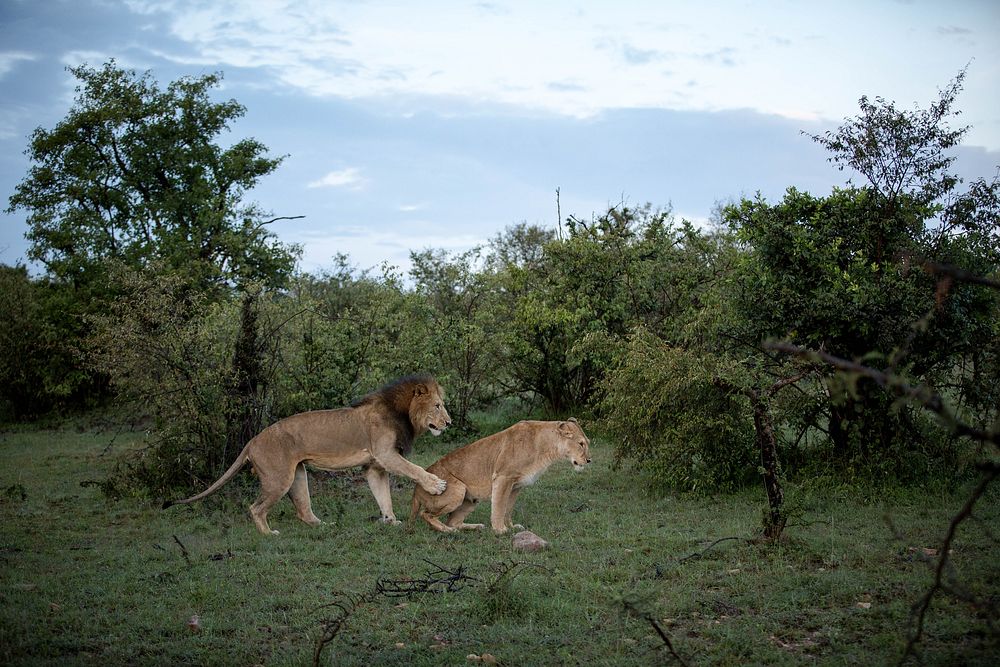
[414,383,428,396]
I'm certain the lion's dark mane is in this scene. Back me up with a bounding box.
[351,374,439,456]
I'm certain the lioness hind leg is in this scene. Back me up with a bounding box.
[445,498,485,530]
[419,478,467,533]
[289,463,323,527]
[419,509,458,533]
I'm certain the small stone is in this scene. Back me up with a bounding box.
[512,530,549,552]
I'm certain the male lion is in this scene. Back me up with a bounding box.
[410,419,591,534]
[164,375,451,534]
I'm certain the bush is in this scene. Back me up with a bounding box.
[598,329,756,492]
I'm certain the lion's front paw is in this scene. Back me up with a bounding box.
[424,476,447,495]
[379,516,402,526]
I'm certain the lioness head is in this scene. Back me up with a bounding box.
[557,419,592,471]
[410,381,451,436]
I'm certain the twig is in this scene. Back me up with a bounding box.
[899,464,1000,664]
[677,536,742,563]
[312,592,373,667]
[172,534,192,566]
[375,558,481,597]
[765,341,998,445]
[622,599,690,667]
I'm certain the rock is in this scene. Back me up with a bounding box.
[512,530,549,552]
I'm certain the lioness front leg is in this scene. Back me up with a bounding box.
[490,476,517,534]
[502,487,524,532]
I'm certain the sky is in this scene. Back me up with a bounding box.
[1,0,998,275]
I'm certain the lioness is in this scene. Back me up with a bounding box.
[164,375,451,534]
[410,419,591,534]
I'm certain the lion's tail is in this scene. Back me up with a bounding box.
[162,440,255,510]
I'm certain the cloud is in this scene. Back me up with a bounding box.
[397,202,428,212]
[622,44,666,65]
[307,167,367,190]
[936,25,973,36]
[0,52,36,79]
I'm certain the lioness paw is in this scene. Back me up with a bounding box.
[379,516,402,526]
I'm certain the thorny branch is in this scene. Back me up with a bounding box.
[312,559,552,665]
[899,462,1000,665]
[764,341,998,445]
[622,599,690,667]
[375,558,481,597]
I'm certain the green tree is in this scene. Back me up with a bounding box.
[725,71,999,475]
[410,246,502,430]
[6,60,297,293]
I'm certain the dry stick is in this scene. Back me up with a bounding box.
[622,599,690,667]
[899,464,999,665]
[172,534,192,566]
[677,536,742,563]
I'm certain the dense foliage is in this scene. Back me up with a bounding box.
[3,64,997,499]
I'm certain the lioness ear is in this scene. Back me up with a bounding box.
[558,420,572,436]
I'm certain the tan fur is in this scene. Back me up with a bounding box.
[410,419,591,535]
[164,375,451,534]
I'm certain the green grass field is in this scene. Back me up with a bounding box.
[1,423,997,666]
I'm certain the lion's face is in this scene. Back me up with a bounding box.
[557,420,592,471]
[411,383,452,436]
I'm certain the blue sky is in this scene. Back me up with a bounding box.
[1,0,998,274]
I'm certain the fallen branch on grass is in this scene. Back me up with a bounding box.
[313,559,553,664]
[172,534,192,566]
[375,558,480,597]
[899,462,1000,665]
[622,599,690,667]
[677,536,742,563]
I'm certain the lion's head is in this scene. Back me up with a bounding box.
[557,419,592,471]
[409,379,451,436]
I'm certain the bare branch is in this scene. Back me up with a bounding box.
[765,341,998,445]
[899,463,1000,664]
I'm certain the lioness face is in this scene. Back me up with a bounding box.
[413,384,451,436]
[558,421,592,471]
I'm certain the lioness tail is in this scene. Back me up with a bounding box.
[407,487,422,528]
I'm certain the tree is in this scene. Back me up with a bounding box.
[6,60,298,293]
[724,71,999,473]
[410,247,502,430]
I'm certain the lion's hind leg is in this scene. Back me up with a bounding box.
[249,462,297,535]
[289,463,323,527]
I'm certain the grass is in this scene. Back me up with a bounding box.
[1,420,997,666]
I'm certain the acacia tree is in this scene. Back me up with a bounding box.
[6,60,297,293]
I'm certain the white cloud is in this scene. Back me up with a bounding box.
[121,0,1000,148]
[397,202,428,212]
[306,167,367,190]
[0,52,36,79]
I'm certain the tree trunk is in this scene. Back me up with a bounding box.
[750,391,786,540]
